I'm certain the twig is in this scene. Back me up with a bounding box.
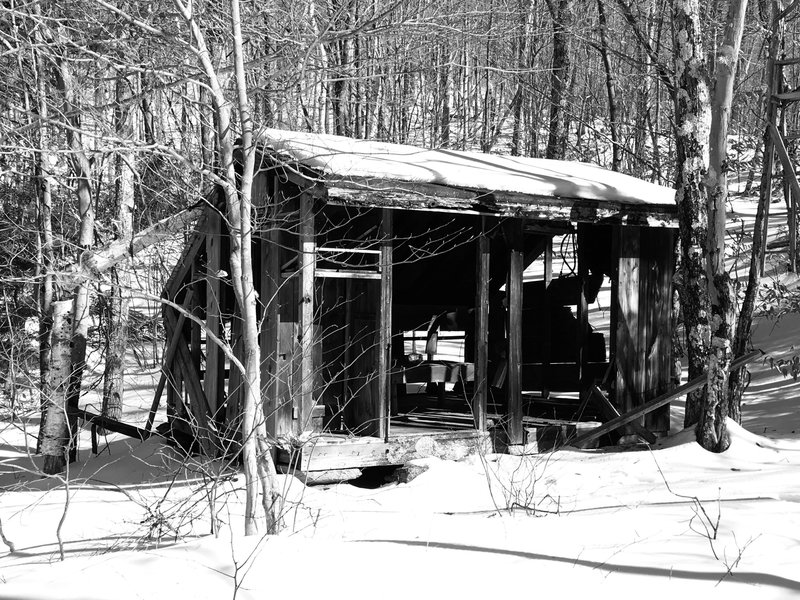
[0,516,16,553]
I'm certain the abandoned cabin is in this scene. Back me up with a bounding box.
[157,129,679,479]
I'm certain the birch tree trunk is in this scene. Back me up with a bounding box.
[672,0,712,430]
[101,73,135,427]
[32,41,55,453]
[173,0,281,535]
[39,33,97,474]
[701,0,748,452]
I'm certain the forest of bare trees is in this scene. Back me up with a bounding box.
[3,0,800,533]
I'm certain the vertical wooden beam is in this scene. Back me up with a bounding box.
[298,193,316,432]
[771,123,800,270]
[642,228,675,435]
[204,207,224,422]
[473,218,490,431]
[506,220,524,445]
[615,226,641,423]
[576,225,590,388]
[378,208,393,441]
[261,178,280,439]
[542,238,553,395]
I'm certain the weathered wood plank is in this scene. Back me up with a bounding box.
[262,176,282,439]
[615,226,641,432]
[570,350,763,448]
[507,220,524,445]
[79,408,152,442]
[378,209,393,441]
[299,193,316,432]
[204,208,224,421]
[278,430,492,471]
[770,124,800,201]
[163,306,217,455]
[326,186,678,227]
[473,221,490,431]
[146,290,194,432]
[588,384,655,444]
[642,229,675,435]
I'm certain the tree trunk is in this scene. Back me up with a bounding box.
[702,0,748,452]
[729,0,778,419]
[597,0,621,171]
[545,0,573,160]
[672,0,712,430]
[40,300,73,473]
[101,73,136,427]
[40,40,97,474]
[32,42,54,453]
[173,0,281,534]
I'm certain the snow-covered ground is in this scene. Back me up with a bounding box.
[2,198,800,599]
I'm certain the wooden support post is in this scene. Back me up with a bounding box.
[262,176,283,439]
[576,225,590,388]
[615,226,642,431]
[299,193,316,431]
[614,226,675,438]
[506,219,524,445]
[473,218,490,431]
[378,208,393,441]
[204,208,224,421]
[642,229,675,435]
[542,238,553,395]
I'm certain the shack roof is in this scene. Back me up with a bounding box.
[260,129,678,227]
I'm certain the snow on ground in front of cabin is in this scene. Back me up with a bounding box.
[3,200,800,599]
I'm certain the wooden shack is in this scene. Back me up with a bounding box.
[158,130,679,477]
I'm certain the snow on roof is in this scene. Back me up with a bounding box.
[260,128,676,208]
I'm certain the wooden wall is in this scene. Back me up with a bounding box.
[614,226,675,436]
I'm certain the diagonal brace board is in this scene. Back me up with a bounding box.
[146,290,194,432]
[588,384,656,444]
[570,350,763,448]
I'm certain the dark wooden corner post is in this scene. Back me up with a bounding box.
[576,225,591,411]
[204,206,224,423]
[615,225,642,433]
[506,219,525,445]
[378,208,393,441]
[261,175,280,440]
[473,217,490,431]
[614,225,675,437]
[299,192,316,432]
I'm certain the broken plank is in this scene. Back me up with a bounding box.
[163,307,218,456]
[78,408,152,442]
[569,350,763,448]
[589,384,656,444]
[146,290,194,432]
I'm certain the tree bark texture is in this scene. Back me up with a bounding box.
[40,300,73,474]
[101,74,136,426]
[545,0,573,160]
[32,40,54,452]
[672,0,711,430]
[174,0,281,534]
[701,0,748,452]
[597,0,621,171]
[728,0,778,420]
